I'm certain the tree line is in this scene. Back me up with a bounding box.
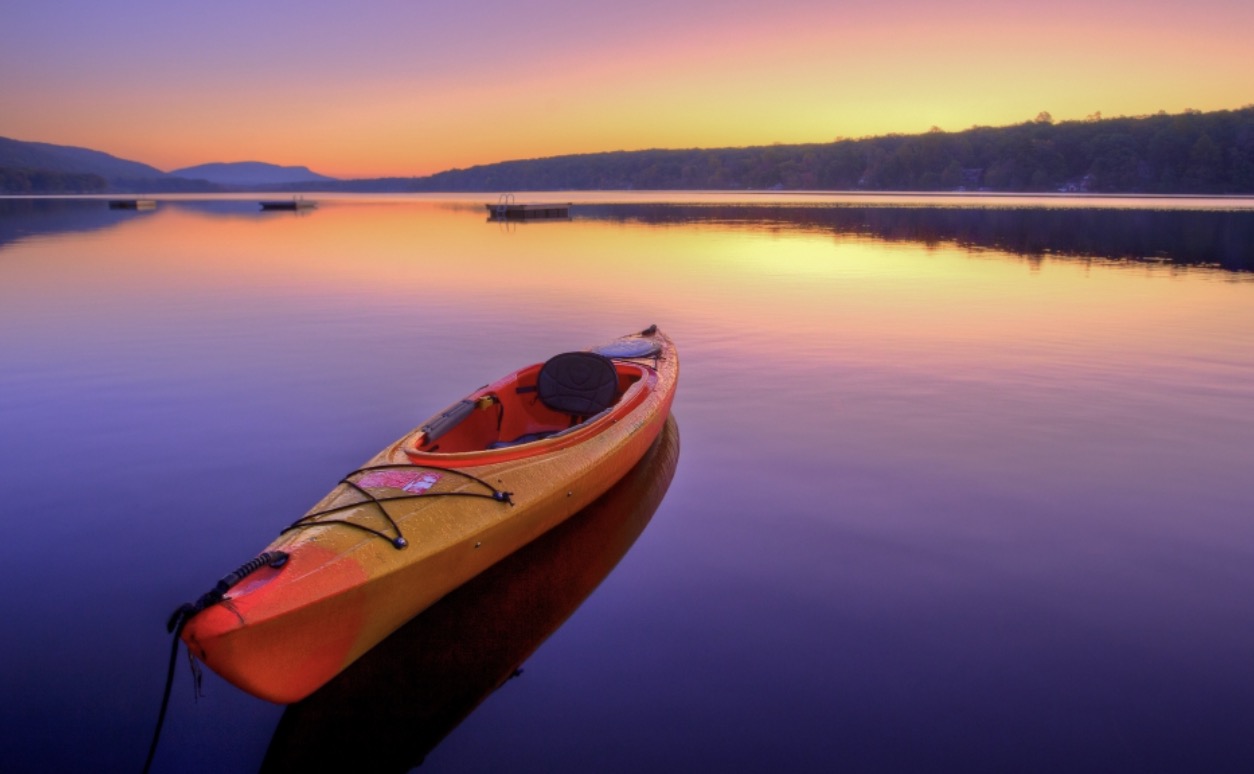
[394,106,1254,194]
[4,106,1253,194]
[1,167,108,193]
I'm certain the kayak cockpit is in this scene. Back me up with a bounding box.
[400,352,655,465]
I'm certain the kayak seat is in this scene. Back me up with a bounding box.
[487,430,557,450]
[482,353,618,450]
[536,351,618,417]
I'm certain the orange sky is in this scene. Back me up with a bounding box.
[2,1,1251,179]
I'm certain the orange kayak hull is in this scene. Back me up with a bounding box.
[262,416,680,771]
[181,327,678,703]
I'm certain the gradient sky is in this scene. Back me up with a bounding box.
[2,0,1251,179]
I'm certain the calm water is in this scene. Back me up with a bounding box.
[2,194,1254,773]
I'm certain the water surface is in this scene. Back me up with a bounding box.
[2,194,1253,772]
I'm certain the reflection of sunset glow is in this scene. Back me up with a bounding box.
[6,200,1254,772]
[6,199,1248,401]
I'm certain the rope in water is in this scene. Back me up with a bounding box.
[142,466,513,771]
[142,551,289,774]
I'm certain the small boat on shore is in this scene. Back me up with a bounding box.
[175,326,678,703]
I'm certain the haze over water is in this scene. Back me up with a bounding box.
[1,194,1253,772]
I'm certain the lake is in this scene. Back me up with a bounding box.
[2,193,1253,773]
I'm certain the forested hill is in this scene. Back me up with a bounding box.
[358,106,1253,194]
[4,107,1253,194]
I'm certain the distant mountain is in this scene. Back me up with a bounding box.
[0,136,165,180]
[0,136,221,193]
[170,161,336,186]
[0,137,333,193]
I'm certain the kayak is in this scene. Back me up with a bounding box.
[178,325,678,703]
[262,415,680,771]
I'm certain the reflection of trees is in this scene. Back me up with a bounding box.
[0,198,296,251]
[6,197,1251,273]
[0,198,137,250]
[580,204,1254,272]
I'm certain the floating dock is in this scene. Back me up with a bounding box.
[108,199,156,210]
[259,198,317,211]
[486,194,571,220]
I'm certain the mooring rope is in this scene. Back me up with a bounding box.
[142,551,290,774]
[142,456,518,770]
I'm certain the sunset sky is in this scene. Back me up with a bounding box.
[3,0,1251,179]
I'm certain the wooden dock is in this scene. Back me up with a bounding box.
[259,198,317,211]
[108,199,156,210]
[486,196,571,220]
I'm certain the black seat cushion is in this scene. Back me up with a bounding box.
[536,352,618,416]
